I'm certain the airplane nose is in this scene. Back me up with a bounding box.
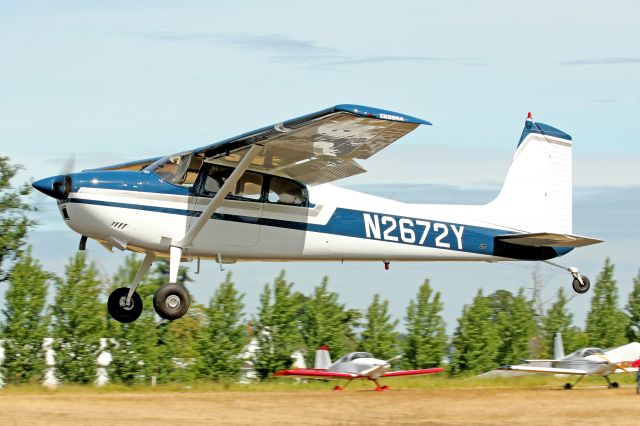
[32,175,69,200]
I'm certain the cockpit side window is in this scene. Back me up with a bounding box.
[198,164,263,201]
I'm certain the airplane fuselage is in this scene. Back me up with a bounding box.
[52,169,571,264]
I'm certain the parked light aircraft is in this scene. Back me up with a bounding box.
[495,333,640,389]
[275,346,443,390]
[32,104,602,323]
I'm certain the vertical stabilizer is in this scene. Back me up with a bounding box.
[554,332,565,359]
[484,113,573,234]
[314,346,332,369]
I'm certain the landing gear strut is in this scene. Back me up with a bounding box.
[543,261,591,294]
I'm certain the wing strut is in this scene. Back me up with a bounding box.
[167,145,263,284]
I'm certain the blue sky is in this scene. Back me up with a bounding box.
[1,1,639,333]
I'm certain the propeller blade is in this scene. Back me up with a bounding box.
[60,153,76,175]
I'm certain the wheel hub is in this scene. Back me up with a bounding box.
[166,294,181,310]
[119,295,134,311]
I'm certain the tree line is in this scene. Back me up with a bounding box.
[2,156,640,385]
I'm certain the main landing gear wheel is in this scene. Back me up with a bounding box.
[108,287,143,323]
[572,275,590,294]
[608,382,619,389]
[153,283,190,320]
[564,383,573,390]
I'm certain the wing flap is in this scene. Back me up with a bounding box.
[496,232,603,248]
[382,367,444,377]
[274,368,357,379]
[499,365,587,375]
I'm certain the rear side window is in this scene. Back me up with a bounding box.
[268,176,305,206]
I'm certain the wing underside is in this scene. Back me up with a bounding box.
[194,105,429,186]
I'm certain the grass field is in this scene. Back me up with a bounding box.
[2,376,640,425]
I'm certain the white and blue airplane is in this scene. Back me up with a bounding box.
[32,104,602,323]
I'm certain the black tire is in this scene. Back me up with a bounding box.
[572,275,590,294]
[153,283,190,320]
[610,382,619,389]
[108,287,143,323]
[564,383,573,390]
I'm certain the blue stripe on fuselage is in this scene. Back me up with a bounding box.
[68,195,572,260]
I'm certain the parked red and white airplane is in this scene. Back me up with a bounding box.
[32,104,602,323]
[275,346,443,391]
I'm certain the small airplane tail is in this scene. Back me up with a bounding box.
[554,332,565,359]
[485,113,573,234]
[314,346,332,369]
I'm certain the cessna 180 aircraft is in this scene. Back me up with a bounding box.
[32,104,602,323]
[492,333,640,389]
[275,346,443,391]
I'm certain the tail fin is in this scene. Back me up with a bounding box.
[314,346,332,369]
[554,332,565,359]
[485,113,573,234]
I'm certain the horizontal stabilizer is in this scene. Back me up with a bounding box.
[496,232,603,248]
[499,365,587,375]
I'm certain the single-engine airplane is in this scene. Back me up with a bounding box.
[32,104,602,323]
[489,333,640,389]
[275,346,443,391]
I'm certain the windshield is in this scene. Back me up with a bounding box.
[148,152,203,187]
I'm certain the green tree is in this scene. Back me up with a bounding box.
[253,271,304,379]
[51,252,105,383]
[196,272,248,381]
[626,271,640,342]
[1,248,52,383]
[450,289,500,375]
[488,288,538,365]
[107,254,159,385]
[147,259,200,383]
[585,258,629,347]
[359,294,399,361]
[156,305,204,383]
[299,277,360,356]
[404,280,447,369]
[0,157,35,282]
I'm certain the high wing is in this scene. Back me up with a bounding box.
[499,365,587,375]
[495,232,603,248]
[274,368,357,379]
[193,104,431,186]
[381,367,444,377]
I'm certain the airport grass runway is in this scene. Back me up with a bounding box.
[1,386,640,425]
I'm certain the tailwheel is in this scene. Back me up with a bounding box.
[572,275,590,294]
[108,287,143,323]
[153,283,190,320]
